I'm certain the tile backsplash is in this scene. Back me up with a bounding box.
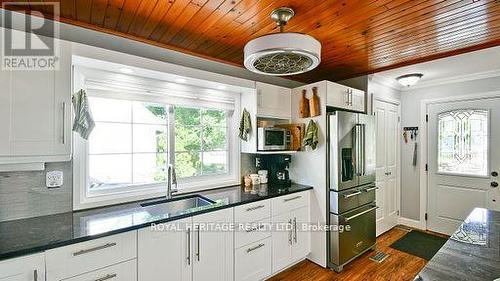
[0,162,72,222]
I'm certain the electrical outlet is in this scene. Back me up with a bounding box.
[46,170,63,188]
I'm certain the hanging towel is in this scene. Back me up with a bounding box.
[239,108,252,141]
[303,120,319,150]
[72,89,95,140]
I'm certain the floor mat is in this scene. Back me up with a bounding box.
[390,230,447,260]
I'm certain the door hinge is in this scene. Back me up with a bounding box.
[425,114,429,122]
[425,213,428,221]
[396,210,400,216]
[425,164,428,171]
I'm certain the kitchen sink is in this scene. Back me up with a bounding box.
[140,195,215,218]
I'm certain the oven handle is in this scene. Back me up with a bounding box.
[343,191,362,199]
[344,206,379,222]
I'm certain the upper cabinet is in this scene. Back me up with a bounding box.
[0,38,72,164]
[256,82,291,119]
[326,81,366,113]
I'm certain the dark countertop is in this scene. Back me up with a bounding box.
[416,208,500,281]
[0,183,312,261]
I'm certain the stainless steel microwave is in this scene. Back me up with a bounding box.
[257,127,291,151]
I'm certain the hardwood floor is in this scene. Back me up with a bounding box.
[268,228,427,281]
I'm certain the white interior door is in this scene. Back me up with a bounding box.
[374,100,400,236]
[427,98,500,235]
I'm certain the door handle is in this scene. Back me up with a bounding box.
[34,270,38,281]
[491,181,499,188]
[186,229,191,265]
[61,102,66,144]
[293,217,297,244]
[288,219,293,245]
[196,226,200,261]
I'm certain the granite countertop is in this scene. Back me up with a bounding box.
[0,183,312,261]
[416,208,500,281]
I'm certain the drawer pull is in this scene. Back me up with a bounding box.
[246,205,265,212]
[34,270,38,281]
[246,224,266,233]
[72,242,117,256]
[95,274,117,281]
[364,186,378,192]
[246,243,265,253]
[344,206,379,222]
[343,191,362,199]
[284,196,302,202]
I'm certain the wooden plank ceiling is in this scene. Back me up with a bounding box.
[3,0,500,82]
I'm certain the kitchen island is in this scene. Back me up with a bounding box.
[416,208,500,281]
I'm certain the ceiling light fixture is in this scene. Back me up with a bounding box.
[396,73,423,87]
[244,7,321,76]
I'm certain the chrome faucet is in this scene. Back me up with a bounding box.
[166,164,178,199]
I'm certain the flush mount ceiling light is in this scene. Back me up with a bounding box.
[396,73,424,87]
[244,7,321,76]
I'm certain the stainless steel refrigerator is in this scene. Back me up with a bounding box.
[327,110,377,272]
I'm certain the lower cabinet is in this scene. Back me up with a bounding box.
[138,208,234,281]
[234,237,272,281]
[0,253,45,281]
[62,259,136,281]
[271,205,310,273]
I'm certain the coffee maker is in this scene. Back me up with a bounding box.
[258,154,292,187]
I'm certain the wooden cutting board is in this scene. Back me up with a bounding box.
[299,89,310,118]
[309,86,321,117]
[276,123,306,151]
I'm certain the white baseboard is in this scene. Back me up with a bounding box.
[398,217,426,230]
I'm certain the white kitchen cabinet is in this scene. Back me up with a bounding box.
[138,208,233,281]
[256,82,291,119]
[138,218,191,281]
[0,36,72,164]
[234,237,272,281]
[0,253,45,281]
[326,81,365,113]
[271,191,311,273]
[192,208,234,281]
[62,259,136,281]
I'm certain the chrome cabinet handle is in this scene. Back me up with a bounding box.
[186,229,191,265]
[61,102,66,144]
[288,219,293,245]
[246,243,265,253]
[293,217,297,244]
[284,196,302,202]
[246,224,266,233]
[196,226,200,261]
[72,242,117,256]
[34,269,38,281]
[343,191,362,198]
[364,186,379,192]
[246,205,265,212]
[344,206,379,222]
[95,274,117,281]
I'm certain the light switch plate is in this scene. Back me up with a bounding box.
[46,170,64,188]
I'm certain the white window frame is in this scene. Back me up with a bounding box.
[73,89,241,210]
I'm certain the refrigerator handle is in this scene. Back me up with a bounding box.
[360,124,366,176]
[353,124,362,177]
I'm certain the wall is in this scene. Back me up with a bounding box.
[400,75,500,221]
[0,162,72,221]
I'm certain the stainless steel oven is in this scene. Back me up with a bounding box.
[257,127,291,151]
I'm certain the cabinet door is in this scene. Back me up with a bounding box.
[350,88,366,113]
[256,82,291,119]
[0,67,11,156]
[271,212,292,273]
[235,237,272,281]
[138,218,191,281]
[192,208,233,281]
[291,206,310,260]
[0,253,45,281]
[326,82,350,110]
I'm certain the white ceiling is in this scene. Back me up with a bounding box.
[373,45,500,90]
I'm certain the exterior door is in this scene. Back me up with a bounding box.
[427,98,500,235]
[374,100,400,236]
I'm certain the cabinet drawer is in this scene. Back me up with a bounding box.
[234,200,271,223]
[272,191,309,216]
[62,259,137,281]
[46,232,137,280]
[235,218,271,248]
[235,237,272,281]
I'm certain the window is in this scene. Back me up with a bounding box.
[73,86,239,210]
[438,109,488,176]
